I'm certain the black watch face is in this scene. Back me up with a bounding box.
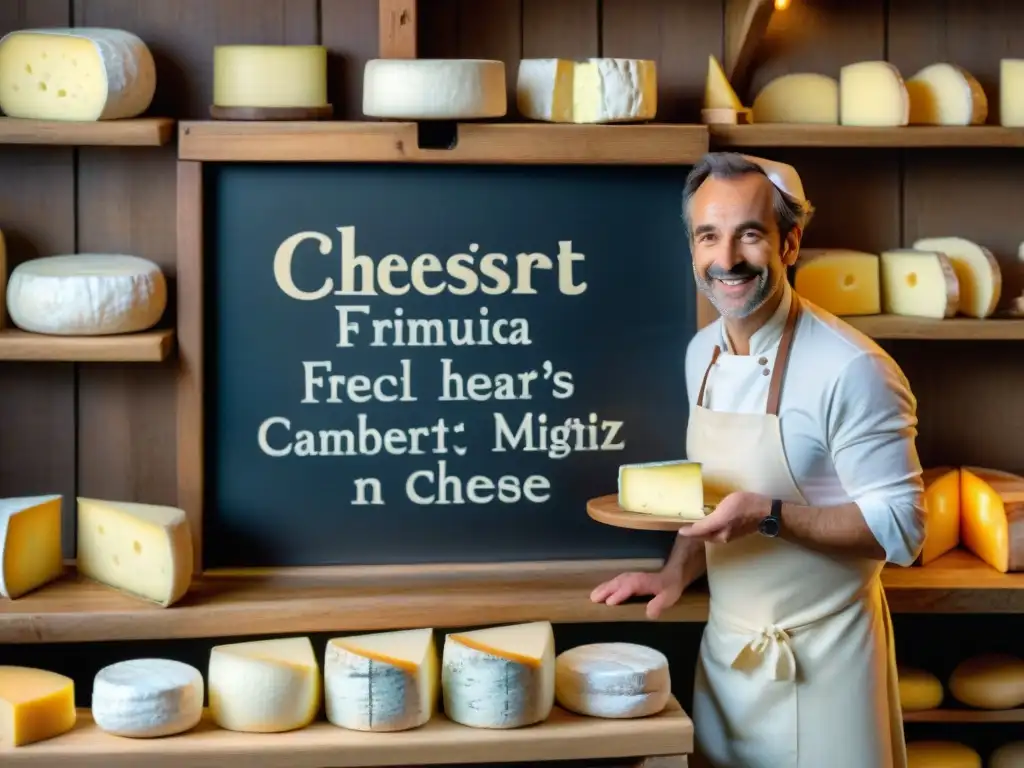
[759,516,780,537]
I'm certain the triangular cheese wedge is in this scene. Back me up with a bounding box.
[0,495,62,599]
[918,467,960,566]
[448,621,553,667]
[960,467,1024,573]
[330,628,435,674]
[705,54,743,110]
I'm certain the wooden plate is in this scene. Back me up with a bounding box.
[587,494,710,531]
[209,104,334,120]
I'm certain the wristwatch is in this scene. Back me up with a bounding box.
[758,499,783,538]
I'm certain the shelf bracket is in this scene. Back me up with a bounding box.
[724,0,776,95]
[379,0,418,58]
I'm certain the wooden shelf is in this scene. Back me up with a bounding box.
[904,708,1024,723]
[0,699,693,767]
[177,121,709,164]
[0,117,175,146]
[843,315,1024,340]
[0,329,175,362]
[709,124,1024,148]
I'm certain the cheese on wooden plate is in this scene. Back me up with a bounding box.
[959,467,1024,573]
[442,621,555,729]
[0,495,62,600]
[1000,59,1024,127]
[897,666,944,711]
[906,741,981,768]
[325,627,438,732]
[517,58,656,124]
[840,61,910,126]
[555,642,670,719]
[214,45,328,109]
[907,63,988,126]
[751,73,839,124]
[991,741,1024,768]
[209,637,320,733]
[793,249,880,316]
[0,666,76,747]
[76,497,192,607]
[879,249,959,319]
[911,237,1001,318]
[704,54,742,111]
[6,254,167,336]
[0,28,155,121]
[917,467,960,566]
[92,659,203,738]
[618,460,705,518]
[363,59,506,120]
[948,654,1024,710]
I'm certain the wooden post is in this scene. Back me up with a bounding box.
[724,0,776,96]
[379,0,417,58]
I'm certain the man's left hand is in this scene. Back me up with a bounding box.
[679,491,771,543]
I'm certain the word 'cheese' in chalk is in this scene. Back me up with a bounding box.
[912,237,1001,319]
[905,741,981,768]
[92,659,204,738]
[0,666,76,747]
[840,61,909,126]
[518,58,656,124]
[879,249,959,319]
[619,461,705,518]
[751,73,839,124]
[897,666,944,711]
[793,249,880,316]
[948,654,1024,710]
[363,59,507,120]
[959,467,1024,573]
[213,45,328,109]
[555,642,671,719]
[0,495,62,600]
[907,63,988,126]
[918,467,960,566]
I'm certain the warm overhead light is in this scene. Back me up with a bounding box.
[774,0,791,9]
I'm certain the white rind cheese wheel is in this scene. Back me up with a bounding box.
[906,741,981,768]
[840,61,909,126]
[911,237,1002,319]
[555,642,670,719]
[0,28,155,121]
[6,254,167,336]
[879,249,960,319]
[213,45,328,108]
[948,654,1024,710]
[362,59,506,119]
[91,659,203,738]
[751,73,839,124]
[517,58,657,124]
[907,63,988,126]
[991,741,1024,768]
[897,666,944,711]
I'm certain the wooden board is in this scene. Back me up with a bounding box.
[588,494,703,531]
[843,316,1024,340]
[0,117,174,146]
[0,699,693,767]
[0,329,174,362]
[710,125,1024,147]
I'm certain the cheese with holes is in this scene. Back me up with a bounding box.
[751,73,839,124]
[793,249,880,315]
[325,628,438,732]
[92,659,203,738]
[0,495,62,600]
[918,468,960,566]
[0,28,155,121]
[213,45,327,109]
[991,741,1024,768]
[906,742,981,768]
[363,59,506,119]
[6,254,167,336]
[555,643,670,719]
[912,237,1001,318]
[618,460,705,518]
[840,61,909,126]
[1000,59,1024,127]
[704,54,743,111]
[209,637,320,733]
[949,654,1024,710]
[880,249,959,319]
[907,63,988,126]
[0,666,76,747]
[442,621,555,729]
[517,58,656,124]
[898,666,944,711]
[76,497,192,607]
[960,467,1024,573]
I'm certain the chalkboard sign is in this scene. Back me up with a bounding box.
[205,162,696,567]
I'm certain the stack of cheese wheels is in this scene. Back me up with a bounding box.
[949,654,1024,710]
[91,659,204,738]
[897,666,944,711]
[213,45,330,115]
[363,59,506,120]
[906,742,981,768]
[555,642,671,718]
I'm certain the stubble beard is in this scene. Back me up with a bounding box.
[694,263,784,319]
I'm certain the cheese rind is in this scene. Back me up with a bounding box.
[0,666,76,747]
[751,73,839,124]
[990,741,1024,768]
[517,58,656,124]
[840,61,910,126]
[0,28,155,121]
[442,621,555,729]
[1000,59,1024,127]
[6,254,167,336]
[897,666,944,711]
[325,628,438,732]
[918,467,960,566]
[907,63,988,126]
[948,654,1024,710]
[911,237,1001,319]
[555,643,670,719]
[959,467,1024,573]
[213,45,327,108]
[793,249,880,316]
[879,249,959,319]
[618,460,705,518]
[906,741,981,768]
[76,497,192,607]
[91,659,203,738]
[364,59,506,119]
[0,495,62,600]
[704,55,743,111]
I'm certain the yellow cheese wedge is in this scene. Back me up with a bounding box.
[448,621,554,668]
[0,495,62,600]
[618,460,705,518]
[911,237,1002,319]
[0,666,76,746]
[704,55,743,111]
[959,467,1024,573]
[990,741,1024,768]
[948,654,1024,710]
[1000,59,1024,128]
[906,741,981,768]
[793,249,880,316]
[917,467,960,566]
[907,63,988,126]
[840,61,910,126]
[880,249,959,319]
[898,666,944,711]
[751,73,839,124]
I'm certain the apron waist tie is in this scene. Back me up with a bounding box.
[730,624,797,682]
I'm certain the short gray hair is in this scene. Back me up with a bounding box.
[681,152,815,242]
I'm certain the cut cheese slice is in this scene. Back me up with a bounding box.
[325,628,438,732]
[990,741,1024,768]
[6,254,167,336]
[897,666,944,711]
[840,61,910,126]
[1000,59,1024,127]
[0,28,155,121]
[517,58,656,124]
[906,741,981,768]
[363,59,506,120]
[911,237,1001,318]
[214,45,327,108]
[442,621,555,729]
[0,666,76,747]
[948,654,1024,710]
[618,460,705,518]
[704,55,743,111]
[879,249,959,319]
[76,497,193,607]
[555,643,670,719]
[907,63,988,126]
[209,637,320,733]
[959,467,1024,573]
[0,495,62,600]
[91,658,203,738]
[751,73,839,124]
[918,467,960,566]
[793,249,880,316]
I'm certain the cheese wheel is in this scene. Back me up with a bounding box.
[840,61,910,127]
[912,237,1001,319]
[92,659,203,738]
[906,741,981,768]
[793,249,880,316]
[213,45,327,109]
[918,467,960,566]
[959,467,1024,573]
[898,666,944,711]
[751,73,839,124]
[6,254,167,336]
[879,249,959,319]
[362,59,506,119]
[948,654,1024,710]
[1003,60,1024,127]
[907,63,988,126]
[555,643,670,719]
[991,741,1024,768]
[0,666,76,746]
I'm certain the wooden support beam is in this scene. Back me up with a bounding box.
[379,0,417,58]
[724,0,776,95]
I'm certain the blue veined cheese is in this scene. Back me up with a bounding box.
[91,659,203,738]
[517,58,657,123]
[618,460,705,518]
[555,642,671,719]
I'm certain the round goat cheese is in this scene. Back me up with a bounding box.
[362,58,507,119]
[91,658,203,738]
[555,642,670,718]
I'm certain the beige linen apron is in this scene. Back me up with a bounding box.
[686,297,906,768]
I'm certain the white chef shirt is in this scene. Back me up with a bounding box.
[684,281,926,566]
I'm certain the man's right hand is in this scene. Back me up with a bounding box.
[589,570,684,620]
